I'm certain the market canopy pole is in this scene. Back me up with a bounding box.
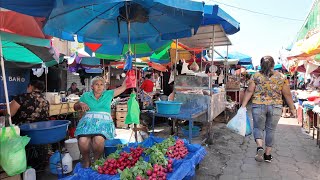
[0,26,12,125]
[173,39,178,95]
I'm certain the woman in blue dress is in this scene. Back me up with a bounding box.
[74,76,127,167]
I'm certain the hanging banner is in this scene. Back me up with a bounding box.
[0,68,30,103]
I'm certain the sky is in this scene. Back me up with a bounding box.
[202,0,315,66]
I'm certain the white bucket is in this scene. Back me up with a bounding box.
[64,138,80,160]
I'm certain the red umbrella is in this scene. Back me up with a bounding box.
[0,10,49,39]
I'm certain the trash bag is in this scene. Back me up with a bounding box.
[125,93,140,125]
[0,126,30,176]
[124,52,133,71]
[245,112,252,136]
[226,107,247,136]
[126,70,137,88]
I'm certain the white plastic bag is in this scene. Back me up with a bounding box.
[226,107,247,136]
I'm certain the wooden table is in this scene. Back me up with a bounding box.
[49,102,76,116]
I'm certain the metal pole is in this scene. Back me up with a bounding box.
[210,26,215,97]
[201,49,203,72]
[173,39,178,94]
[0,32,12,125]
[226,45,229,84]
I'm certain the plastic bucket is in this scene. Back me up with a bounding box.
[155,101,183,115]
[64,138,80,160]
[104,139,128,157]
[181,126,200,138]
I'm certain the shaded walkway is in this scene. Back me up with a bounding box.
[196,118,320,180]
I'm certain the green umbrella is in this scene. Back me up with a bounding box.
[1,32,60,68]
[95,41,172,64]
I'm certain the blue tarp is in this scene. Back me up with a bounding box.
[61,136,207,180]
[215,51,252,65]
[203,5,240,35]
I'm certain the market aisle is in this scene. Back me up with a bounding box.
[196,118,320,180]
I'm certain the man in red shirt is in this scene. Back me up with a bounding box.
[140,74,154,93]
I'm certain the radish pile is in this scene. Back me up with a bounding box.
[96,146,144,175]
[166,139,188,159]
[92,137,189,180]
[145,161,173,180]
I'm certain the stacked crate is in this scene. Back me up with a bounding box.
[116,103,128,128]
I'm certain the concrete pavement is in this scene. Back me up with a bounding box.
[196,118,320,180]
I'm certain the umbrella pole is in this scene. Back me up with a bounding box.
[0,33,12,125]
[173,39,178,95]
[134,44,138,142]
[210,26,215,97]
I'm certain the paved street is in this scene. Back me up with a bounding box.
[196,118,320,180]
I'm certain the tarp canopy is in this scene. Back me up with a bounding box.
[215,51,252,65]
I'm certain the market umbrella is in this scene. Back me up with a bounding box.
[1,32,60,68]
[215,51,252,65]
[0,10,48,39]
[42,0,204,55]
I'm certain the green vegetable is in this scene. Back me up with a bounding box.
[91,158,105,171]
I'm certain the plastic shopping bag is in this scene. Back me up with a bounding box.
[125,93,140,125]
[126,70,137,88]
[124,52,133,71]
[0,126,30,176]
[226,107,247,136]
[245,112,252,136]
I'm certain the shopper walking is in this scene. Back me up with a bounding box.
[241,56,296,162]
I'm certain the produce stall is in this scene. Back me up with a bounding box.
[61,136,206,180]
[151,75,226,143]
[174,75,226,121]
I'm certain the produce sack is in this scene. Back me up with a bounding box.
[190,61,199,71]
[126,70,137,88]
[0,126,30,176]
[124,52,133,71]
[226,107,247,136]
[245,112,252,136]
[125,93,140,125]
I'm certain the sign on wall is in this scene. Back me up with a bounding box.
[0,68,30,103]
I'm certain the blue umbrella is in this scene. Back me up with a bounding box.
[215,51,252,65]
[40,0,204,55]
[203,5,240,35]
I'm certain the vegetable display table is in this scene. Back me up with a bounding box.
[61,136,206,180]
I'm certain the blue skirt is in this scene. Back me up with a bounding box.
[75,112,115,139]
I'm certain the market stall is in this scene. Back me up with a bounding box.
[61,136,206,180]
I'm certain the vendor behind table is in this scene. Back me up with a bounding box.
[73,76,128,168]
[9,80,49,125]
